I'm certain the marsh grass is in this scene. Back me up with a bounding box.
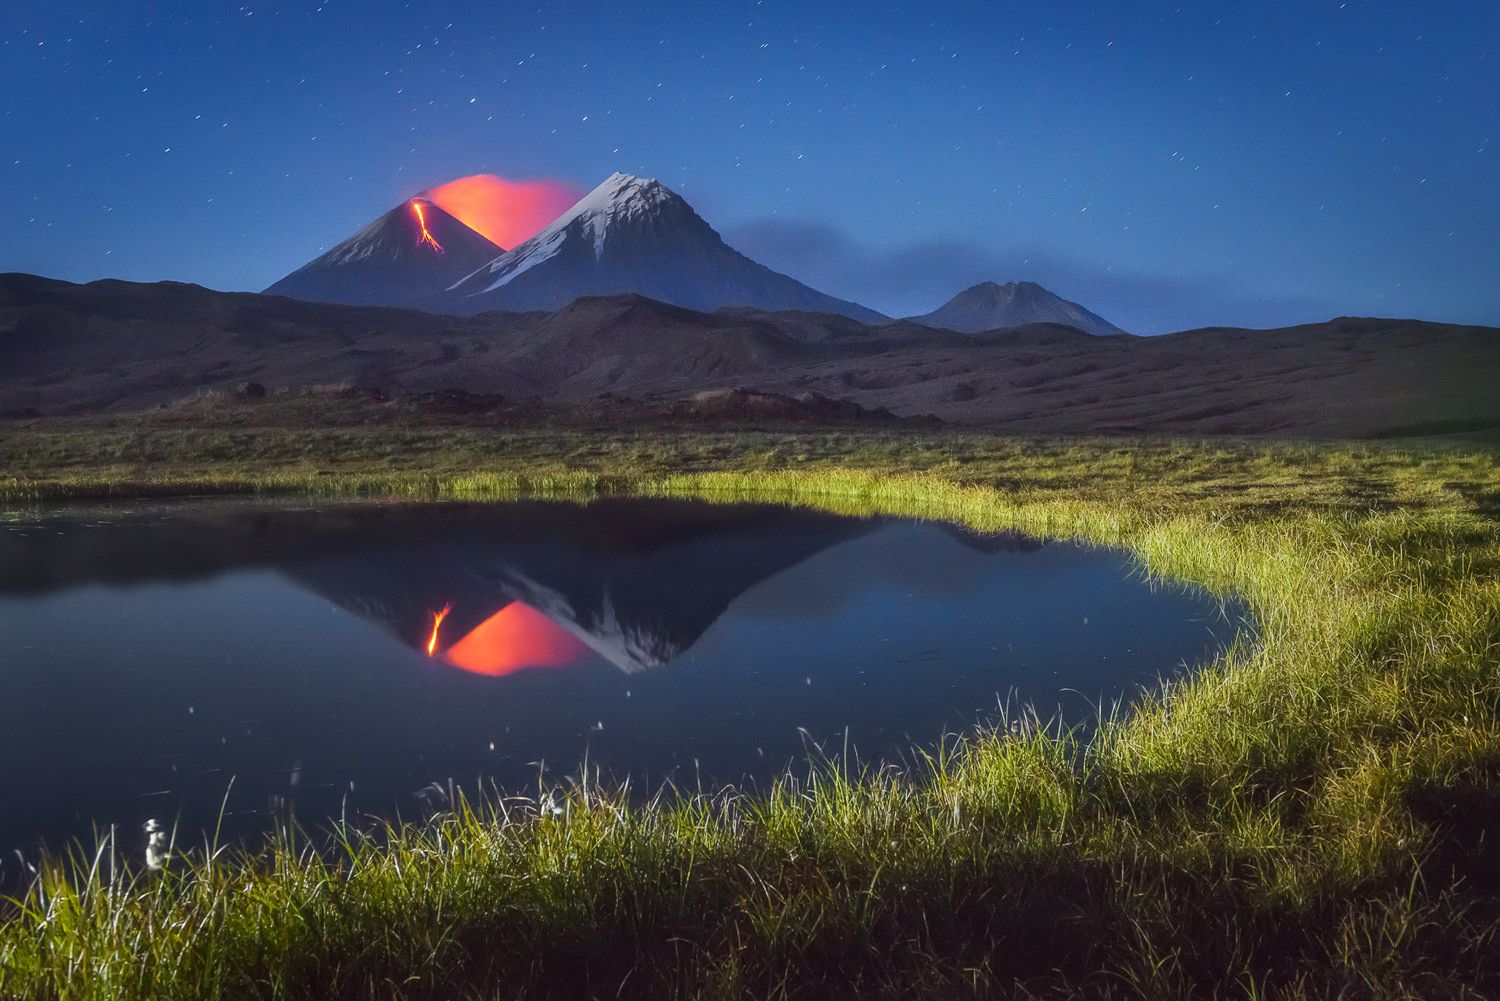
[1,426,1499,998]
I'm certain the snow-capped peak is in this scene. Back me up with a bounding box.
[560,172,679,256]
[451,172,690,294]
[437,170,888,322]
[578,172,673,219]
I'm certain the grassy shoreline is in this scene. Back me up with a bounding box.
[2,426,1499,998]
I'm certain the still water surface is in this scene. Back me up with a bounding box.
[0,499,1243,855]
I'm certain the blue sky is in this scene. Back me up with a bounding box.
[3,0,1496,332]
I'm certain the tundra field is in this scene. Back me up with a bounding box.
[1,421,1499,999]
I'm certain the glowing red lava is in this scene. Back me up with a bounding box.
[426,603,452,656]
[421,174,583,249]
[410,200,445,254]
[437,601,589,677]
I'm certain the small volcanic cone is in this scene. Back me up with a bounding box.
[911,281,1125,335]
[264,198,504,309]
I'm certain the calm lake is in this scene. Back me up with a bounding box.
[0,498,1243,856]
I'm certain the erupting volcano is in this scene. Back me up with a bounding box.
[263,196,503,309]
[410,201,445,255]
[265,170,885,320]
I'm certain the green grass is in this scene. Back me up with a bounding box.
[1,422,1499,998]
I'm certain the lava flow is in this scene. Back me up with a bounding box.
[410,200,445,254]
[426,603,452,656]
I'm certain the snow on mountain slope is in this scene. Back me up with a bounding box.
[446,173,887,323]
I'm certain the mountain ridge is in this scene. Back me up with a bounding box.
[3,272,1498,439]
[259,174,1131,332]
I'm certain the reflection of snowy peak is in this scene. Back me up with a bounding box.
[0,501,1061,681]
[589,588,681,672]
[264,200,503,309]
[446,173,886,322]
[441,501,877,673]
[492,569,681,673]
[461,173,681,290]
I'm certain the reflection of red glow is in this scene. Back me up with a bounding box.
[421,174,583,250]
[439,601,589,677]
[426,603,452,656]
[411,200,445,254]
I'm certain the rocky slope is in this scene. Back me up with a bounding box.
[3,273,1497,438]
[911,281,1124,335]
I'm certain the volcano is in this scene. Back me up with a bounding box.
[444,172,887,323]
[912,281,1125,335]
[264,199,503,309]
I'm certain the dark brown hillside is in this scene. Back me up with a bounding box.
[2,274,1496,439]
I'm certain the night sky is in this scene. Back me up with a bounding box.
[4,1,1496,333]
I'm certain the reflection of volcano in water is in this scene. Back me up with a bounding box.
[278,500,901,674]
[7,499,1013,674]
[434,602,589,676]
[1,498,1248,859]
